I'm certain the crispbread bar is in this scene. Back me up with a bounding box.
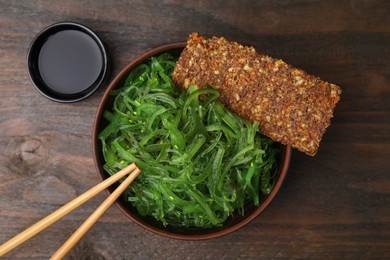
[172,33,341,156]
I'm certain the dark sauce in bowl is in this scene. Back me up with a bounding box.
[38,30,103,94]
[28,22,108,102]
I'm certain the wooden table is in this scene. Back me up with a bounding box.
[0,1,389,259]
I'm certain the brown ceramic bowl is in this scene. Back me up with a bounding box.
[93,42,292,240]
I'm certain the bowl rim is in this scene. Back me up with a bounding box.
[93,42,292,240]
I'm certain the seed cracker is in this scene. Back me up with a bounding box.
[172,33,341,156]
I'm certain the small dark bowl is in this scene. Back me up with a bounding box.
[93,43,292,240]
[27,22,109,102]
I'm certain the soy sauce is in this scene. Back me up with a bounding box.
[37,29,103,94]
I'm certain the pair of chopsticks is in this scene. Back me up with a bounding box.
[0,163,141,259]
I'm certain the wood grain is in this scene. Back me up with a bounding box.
[0,0,389,259]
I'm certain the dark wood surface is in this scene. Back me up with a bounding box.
[0,0,389,259]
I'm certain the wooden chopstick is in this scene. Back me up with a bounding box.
[0,163,140,257]
[51,166,141,259]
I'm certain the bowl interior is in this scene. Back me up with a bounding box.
[93,43,291,240]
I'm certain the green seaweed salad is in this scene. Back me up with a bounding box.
[99,53,279,228]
